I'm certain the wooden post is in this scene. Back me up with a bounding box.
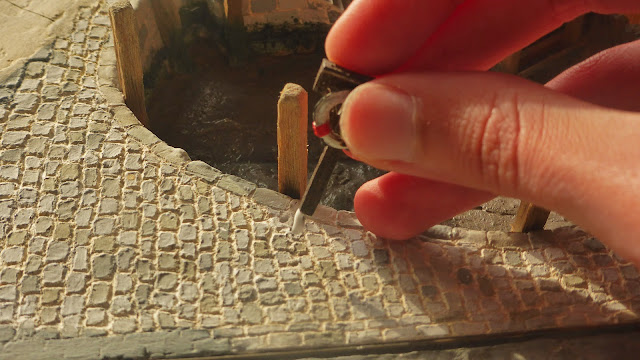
[109,0,149,127]
[225,0,244,26]
[277,83,308,199]
[511,201,550,233]
[501,51,521,74]
[151,1,181,47]
[562,15,585,44]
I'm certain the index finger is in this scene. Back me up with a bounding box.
[327,0,640,74]
[400,0,640,71]
[325,0,464,76]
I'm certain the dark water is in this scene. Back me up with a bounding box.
[147,43,383,210]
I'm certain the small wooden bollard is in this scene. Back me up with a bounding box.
[511,201,550,233]
[277,83,308,199]
[109,0,149,127]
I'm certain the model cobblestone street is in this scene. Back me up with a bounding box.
[1,1,640,359]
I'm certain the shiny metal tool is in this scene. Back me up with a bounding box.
[292,59,373,234]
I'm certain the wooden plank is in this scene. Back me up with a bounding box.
[511,201,551,233]
[109,0,149,127]
[225,0,244,26]
[277,83,308,199]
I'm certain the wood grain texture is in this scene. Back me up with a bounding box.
[511,201,550,233]
[277,83,308,199]
[109,0,149,127]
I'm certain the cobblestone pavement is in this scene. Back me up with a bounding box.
[1,1,640,359]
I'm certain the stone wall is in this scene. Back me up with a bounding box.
[241,0,340,29]
[203,0,342,60]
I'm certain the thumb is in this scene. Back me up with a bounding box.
[340,72,640,259]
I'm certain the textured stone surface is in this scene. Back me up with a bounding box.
[0,1,639,360]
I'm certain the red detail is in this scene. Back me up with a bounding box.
[313,122,332,138]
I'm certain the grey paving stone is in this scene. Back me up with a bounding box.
[13,94,39,112]
[185,160,221,182]
[0,268,19,284]
[2,131,29,147]
[88,282,110,307]
[66,273,86,293]
[252,187,291,210]
[91,254,115,279]
[217,175,256,196]
[156,273,178,291]
[0,325,16,342]
[0,88,12,103]
[61,295,84,316]
[0,285,17,301]
[46,241,70,262]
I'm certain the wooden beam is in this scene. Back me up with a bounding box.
[109,0,149,127]
[225,0,244,26]
[511,201,550,233]
[277,83,308,199]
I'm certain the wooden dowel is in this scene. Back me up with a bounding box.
[277,83,308,199]
[511,201,550,233]
[109,0,149,127]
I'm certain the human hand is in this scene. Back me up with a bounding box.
[326,0,640,264]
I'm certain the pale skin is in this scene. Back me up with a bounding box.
[326,1,640,265]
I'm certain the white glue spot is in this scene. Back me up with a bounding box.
[292,209,305,235]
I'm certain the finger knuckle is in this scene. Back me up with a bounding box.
[474,91,523,193]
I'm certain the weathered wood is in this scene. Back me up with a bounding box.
[109,0,149,127]
[277,83,308,199]
[500,51,521,74]
[225,0,244,26]
[511,201,551,233]
[562,15,585,44]
[151,0,181,47]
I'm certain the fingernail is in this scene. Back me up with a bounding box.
[341,82,419,162]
